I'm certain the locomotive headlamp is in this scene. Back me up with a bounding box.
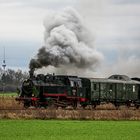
[32,93,35,97]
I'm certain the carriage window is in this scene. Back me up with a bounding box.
[133,85,135,92]
[70,81,74,87]
[94,84,97,90]
[123,85,126,90]
[74,82,77,87]
[77,81,82,87]
[70,81,79,87]
[119,77,122,80]
[114,76,118,79]
[109,84,113,91]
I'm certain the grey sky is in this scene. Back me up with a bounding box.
[0,0,140,77]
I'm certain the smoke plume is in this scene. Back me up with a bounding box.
[29,7,103,74]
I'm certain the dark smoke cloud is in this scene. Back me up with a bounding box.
[29,7,103,72]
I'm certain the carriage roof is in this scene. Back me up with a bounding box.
[90,74,140,84]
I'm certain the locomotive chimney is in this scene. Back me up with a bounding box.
[29,68,34,79]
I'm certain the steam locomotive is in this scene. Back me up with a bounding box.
[16,73,140,109]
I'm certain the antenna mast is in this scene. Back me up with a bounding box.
[2,47,6,70]
[2,47,6,93]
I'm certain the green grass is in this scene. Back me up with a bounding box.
[0,120,140,140]
[0,92,17,97]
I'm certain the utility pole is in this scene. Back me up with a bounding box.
[2,47,6,93]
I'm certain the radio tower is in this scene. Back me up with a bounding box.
[2,47,6,93]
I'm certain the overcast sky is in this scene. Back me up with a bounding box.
[0,0,140,77]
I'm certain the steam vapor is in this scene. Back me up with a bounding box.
[29,7,103,74]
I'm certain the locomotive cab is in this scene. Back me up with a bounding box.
[79,78,91,107]
[138,85,140,100]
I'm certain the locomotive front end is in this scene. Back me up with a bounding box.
[16,79,39,108]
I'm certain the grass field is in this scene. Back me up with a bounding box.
[0,120,140,140]
[0,92,17,97]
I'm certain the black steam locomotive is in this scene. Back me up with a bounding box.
[16,73,140,109]
[16,74,86,108]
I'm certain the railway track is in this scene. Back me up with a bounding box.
[0,107,139,111]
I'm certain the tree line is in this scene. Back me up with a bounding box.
[0,68,29,92]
